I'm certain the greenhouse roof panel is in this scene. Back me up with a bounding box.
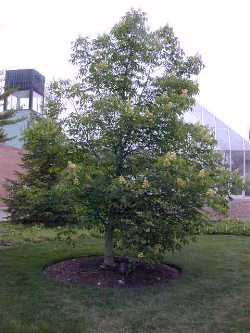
[184,105,249,152]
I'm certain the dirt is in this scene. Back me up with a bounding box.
[44,256,181,288]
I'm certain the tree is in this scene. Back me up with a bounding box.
[3,118,81,226]
[7,10,243,266]
[51,10,242,266]
[51,10,240,266]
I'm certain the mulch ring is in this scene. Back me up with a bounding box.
[44,256,182,288]
[0,240,16,249]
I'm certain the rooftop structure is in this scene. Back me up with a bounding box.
[4,69,45,113]
[1,69,45,148]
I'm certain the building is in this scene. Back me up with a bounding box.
[184,105,250,220]
[184,105,250,197]
[0,69,45,209]
[1,69,45,148]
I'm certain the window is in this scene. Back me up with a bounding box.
[231,151,244,195]
[6,90,30,110]
[32,91,43,112]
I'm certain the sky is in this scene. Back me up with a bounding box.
[1,0,250,138]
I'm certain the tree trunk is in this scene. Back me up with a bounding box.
[103,223,115,267]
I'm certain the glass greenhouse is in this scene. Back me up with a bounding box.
[184,105,250,196]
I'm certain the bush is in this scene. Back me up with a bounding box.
[204,220,250,236]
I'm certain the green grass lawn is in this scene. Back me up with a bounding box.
[0,224,250,333]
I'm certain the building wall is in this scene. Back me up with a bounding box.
[229,199,250,221]
[3,110,30,149]
[0,144,23,208]
[204,199,250,221]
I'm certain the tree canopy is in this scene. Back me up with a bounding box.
[5,10,243,266]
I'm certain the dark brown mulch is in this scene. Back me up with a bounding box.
[44,256,181,288]
[0,240,15,249]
